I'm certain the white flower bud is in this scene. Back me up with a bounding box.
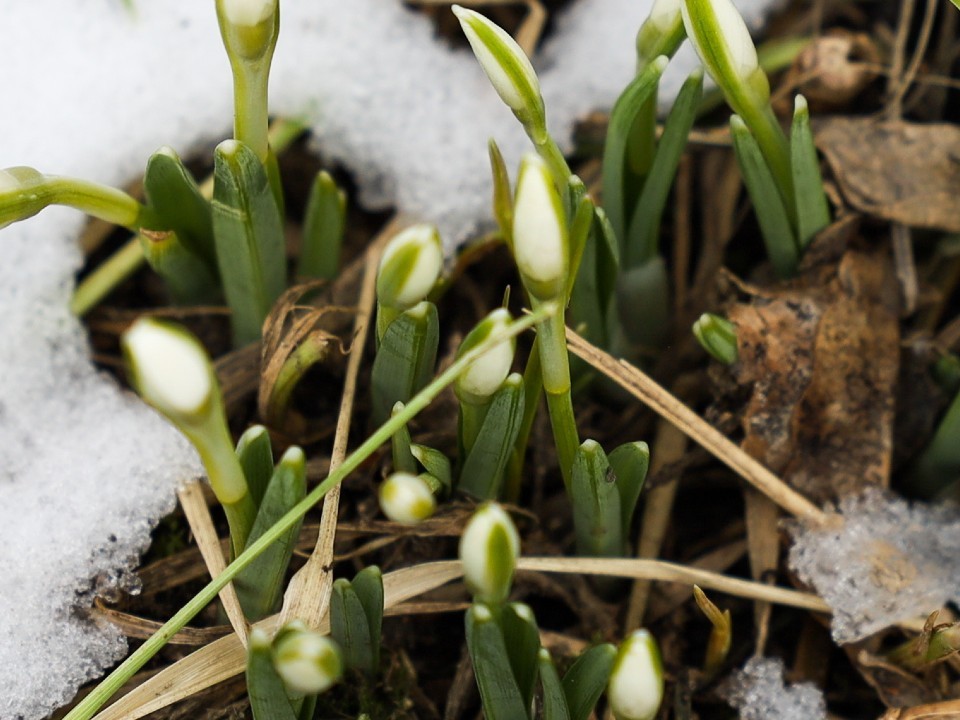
[607,630,664,720]
[379,472,437,525]
[377,224,443,310]
[459,502,520,604]
[452,5,546,139]
[271,623,343,695]
[512,154,568,301]
[123,318,213,418]
[681,0,758,83]
[221,0,277,27]
[456,309,516,404]
[649,0,682,32]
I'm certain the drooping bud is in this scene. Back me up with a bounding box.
[459,502,520,604]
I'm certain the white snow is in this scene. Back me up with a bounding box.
[724,657,827,720]
[0,0,778,717]
[790,489,960,644]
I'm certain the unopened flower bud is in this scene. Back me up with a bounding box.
[379,472,437,525]
[456,309,516,405]
[607,630,664,720]
[271,622,344,695]
[459,502,520,604]
[377,224,443,310]
[512,154,568,302]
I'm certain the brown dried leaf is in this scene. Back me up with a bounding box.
[780,30,881,111]
[817,118,960,232]
[729,242,900,503]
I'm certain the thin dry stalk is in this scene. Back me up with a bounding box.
[564,327,828,524]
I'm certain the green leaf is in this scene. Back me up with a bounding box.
[236,424,274,509]
[501,603,541,710]
[561,644,617,720]
[615,256,670,351]
[143,147,217,269]
[790,95,831,249]
[390,402,418,475]
[235,448,306,621]
[539,648,572,720]
[625,69,703,268]
[489,139,514,246]
[246,630,300,720]
[370,301,440,428]
[138,229,221,306]
[410,444,453,493]
[730,116,799,279]
[212,139,286,346]
[570,440,623,557]
[458,374,525,499]
[330,579,376,674]
[351,566,384,669]
[298,170,345,280]
[465,604,530,720]
[602,57,668,250]
[608,441,650,537]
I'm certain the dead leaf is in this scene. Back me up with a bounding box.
[857,649,944,709]
[780,30,881,111]
[817,118,960,232]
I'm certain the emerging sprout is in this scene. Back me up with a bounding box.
[692,313,738,365]
[607,629,665,720]
[376,224,443,310]
[452,5,546,141]
[271,622,344,695]
[512,154,568,302]
[459,502,520,604]
[379,472,437,525]
[456,308,516,405]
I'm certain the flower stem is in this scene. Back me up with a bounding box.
[534,305,579,490]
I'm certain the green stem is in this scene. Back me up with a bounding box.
[233,63,271,162]
[70,239,145,316]
[62,305,553,720]
[504,344,542,502]
[45,177,152,229]
[534,135,574,188]
[738,103,796,231]
[535,306,579,490]
[195,428,257,556]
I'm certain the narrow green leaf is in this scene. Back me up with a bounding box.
[625,69,703,268]
[790,95,831,248]
[298,170,345,280]
[459,374,525,499]
[602,57,668,250]
[730,116,799,279]
[235,448,307,621]
[465,604,530,720]
[570,440,623,557]
[608,441,650,537]
[539,648,572,720]
[561,644,617,720]
[370,301,440,428]
[138,229,220,306]
[565,180,594,298]
[501,603,541,710]
[212,139,286,346]
[246,630,300,720]
[143,147,217,269]
[236,424,274,509]
[330,579,376,674]
[489,139,514,246]
[410,444,453,493]
[390,402,418,474]
[352,566,384,672]
[615,256,670,351]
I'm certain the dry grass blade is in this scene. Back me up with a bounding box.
[92,602,229,646]
[176,482,249,646]
[879,699,960,718]
[280,218,400,628]
[564,327,828,524]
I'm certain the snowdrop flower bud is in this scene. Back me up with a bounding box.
[692,313,738,365]
[0,167,44,229]
[455,309,516,405]
[216,0,279,61]
[459,502,520,604]
[271,622,344,695]
[636,0,685,69]
[681,0,768,108]
[379,472,437,525]
[377,224,443,310]
[607,630,664,720]
[452,5,547,142]
[512,154,568,302]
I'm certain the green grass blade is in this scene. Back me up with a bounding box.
[330,579,376,674]
[602,57,668,249]
[615,256,670,351]
[143,147,217,269]
[246,631,300,720]
[458,374,525,499]
[625,69,703,268]
[212,139,286,346]
[570,440,623,557]
[790,95,831,248]
[298,170,345,280]
[539,648,572,720]
[489,139,514,246]
[370,301,440,428]
[236,424,274,509]
[351,566,384,672]
[608,441,650,537]
[730,116,799,279]
[466,604,530,720]
[235,448,307,621]
[561,644,617,720]
[501,603,541,710]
